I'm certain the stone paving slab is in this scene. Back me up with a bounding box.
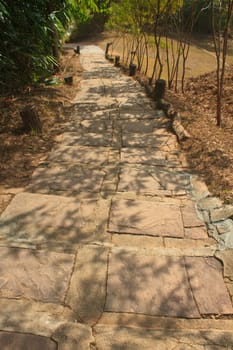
[94,325,233,350]
[184,227,209,240]
[79,118,112,132]
[0,332,57,350]
[122,147,159,165]
[0,298,74,336]
[48,145,109,164]
[112,244,216,257]
[98,311,233,331]
[112,234,213,249]
[104,83,145,96]
[108,198,184,238]
[105,252,199,317]
[181,200,206,228]
[27,164,107,195]
[119,120,170,133]
[185,257,233,315]
[119,109,156,119]
[119,120,155,133]
[118,166,191,196]
[0,310,93,350]
[120,147,180,167]
[122,131,178,149]
[74,94,118,108]
[73,110,115,122]
[66,245,109,324]
[73,103,115,114]
[118,167,171,196]
[0,192,108,245]
[0,247,74,302]
[56,132,112,147]
[116,110,165,121]
[106,251,232,318]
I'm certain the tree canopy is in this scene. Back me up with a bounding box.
[0,0,108,92]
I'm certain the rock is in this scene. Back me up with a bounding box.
[215,219,233,235]
[215,250,233,280]
[52,322,95,350]
[210,205,233,222]
[191,176,210,200]
[198,197,222,211]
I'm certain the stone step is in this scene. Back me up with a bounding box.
[94,323,233,350]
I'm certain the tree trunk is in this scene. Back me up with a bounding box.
[20,106,42,134]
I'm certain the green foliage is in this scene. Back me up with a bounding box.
[71,0,110,40]
[106,0,183,34]
[0,0,107,92]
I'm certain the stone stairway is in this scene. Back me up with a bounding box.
[0,45,233,349]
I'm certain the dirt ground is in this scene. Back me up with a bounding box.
[166,71,233,204]
[0,47,82,197]
[0,34,232,210]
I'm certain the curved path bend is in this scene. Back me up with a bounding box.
[0,45,233,349]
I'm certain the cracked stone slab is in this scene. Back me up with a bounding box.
[118,166,190,195]
[0,247,74,302]
[119,119,170,133]
[118,111,158,120]
[164,237,215,249]
[73,103,114,114]
[120,148,165,165]
[119,120,155,133]
[74,95,118,108]
[0,192,108,245]
[120,148,180,167]
[0,322,93,350]
[27,164,106,195]
[117,167,171,196]
[184,227,209,240]
[48,146,109,164]
[56,132,112,147]
[94,326,233,350]
[79,118,112,133]
[185,257,233,315]
[181,200,205,228]
[74,110,115,121]
[0,299,74,336]
[122,131,178,149]
[108,198,184,238]
[105,84,145,96]
[0,332,57,350]
[66,245,109,324]
[105,252,199,317]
